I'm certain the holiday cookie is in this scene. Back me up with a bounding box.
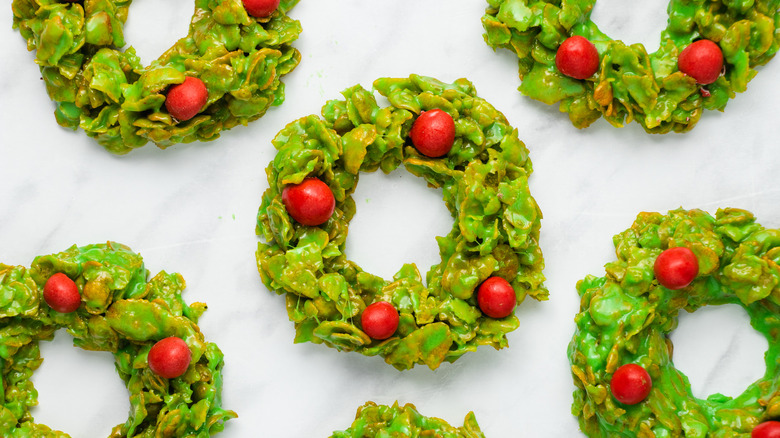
[482,0,779,133]
[330,402,484,437]
[256,74,547,370]
[11,0,301,154]
[0,242,235,436]
[569,208,780,436]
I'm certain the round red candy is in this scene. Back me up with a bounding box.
[555,35,600,80]
[165,76,208,121]
[410,109,456,158]
[476,276,516,319]
[654,246,699,290]
[753,421,780,438]
[678,39,723,85]
[610,363,652,405]
[148,337,192,379]
[361,301,399,340]
[43,273,81,313]
[243,0,279,17]
[282,177,336,226]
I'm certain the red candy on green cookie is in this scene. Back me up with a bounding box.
[610,364,652,405]
[361,301,400,340]
[43,272,81,313]
[410,109,456,158]
[148,337,192,379]
[555,36,600,80]
[165,77,209,121]
[282,178,336,226]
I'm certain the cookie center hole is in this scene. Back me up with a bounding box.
[345,167,453,282]
[31,329,129,435]
[123,0,193,66]
[589,0,668,54]
[669,304,768,399]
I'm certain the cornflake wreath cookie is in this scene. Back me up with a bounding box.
[256,74,547,371]
[0,242,236,437]
[12,0,301,154]
[482,0,780,133]
[569,208,780,437]
[330,402,484,437]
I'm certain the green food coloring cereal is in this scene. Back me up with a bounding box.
[570,208,780,437]
[482,0,780,133]
[256,75,547,371]
[12,0,301,154]
[330,402,484,438]
[0,242,235,437]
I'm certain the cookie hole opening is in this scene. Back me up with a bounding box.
[345,166,454,283]
[669,304,768,399]
[123,0,193,66]
[589,0,668,54]
[31,328,129,435]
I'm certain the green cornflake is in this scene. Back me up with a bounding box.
[569,208,780,437]
[482,0,780,133]
[0,242,236,437]
[12,0,302,154]
[256,75,547,371]
[330,402,485,438]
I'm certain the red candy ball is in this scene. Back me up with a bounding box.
[410,109,456,158]
[678,39,723,85]
[753,421,780,438]
[43,273,81,313]
[654,246,699,290]
[148,337,192,379]
[281,177,336,226]
[555,36,600,80]
[361,301,399,340]
[243,0,279,17]
[165,76,208,121]
[610,363,652,405]
[476,276,516,319]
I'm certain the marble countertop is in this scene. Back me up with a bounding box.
[1,0,779,436]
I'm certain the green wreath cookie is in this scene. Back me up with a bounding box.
[482,0,780,133]
[256,74,547,371]
[12,0,301,154]
[0,242,235,437]
[569,208,780,437]
[330,402,484,438]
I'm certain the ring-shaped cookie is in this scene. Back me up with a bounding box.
[330,402,484,437]
[256,75,547,370]
[12,0,301,154]
[569,208,780,436]
[482,0,780,133]
[0,242,235,436]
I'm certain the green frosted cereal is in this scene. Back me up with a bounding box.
[256,75,547,371]
[0,242,235,437]
[330,402,484,438]
[482,0,780,133]
[12,0,301,154]
[569,208,780,437]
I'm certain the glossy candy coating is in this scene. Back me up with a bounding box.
[12,0,302,154]
[483,0,780,133]
[165,77,208,122]
[569,208,780,437]
[654,246,699,289]
[476,276,516,318]
[555,36,600,80]
[678,40,724,85]
[410,109,456,157]
[257,75,547,370]
[281,178,336,226]
[361,302,400,340]
[0,243,235,437]
[610,364,652,405]
[331,402,484,437]
[43,272,80,313]
[148,337,192,379]
[753,421,780,438]
[243,0,280,17]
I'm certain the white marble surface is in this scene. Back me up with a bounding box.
[1,0,779,436]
